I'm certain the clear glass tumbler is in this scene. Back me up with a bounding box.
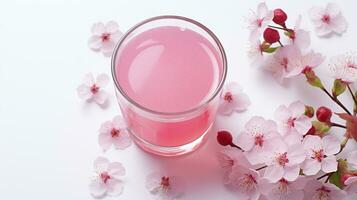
[111,15,227,156]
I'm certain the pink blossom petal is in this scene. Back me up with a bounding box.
[99,121,114,134]
[145,172,161,193]
[345,176,357,185]
[244,146,265,165]
[274,105,291,122]
[98,132,112,151]
[110,31,123,43]
[283,132,303,146]
[113,131,132,150]
[105,21,119,33]
[330,13,348,34]
[303,135,323,152]
[88,35,102,51]
[89,178,107,197]
[264,165,284,182]
[233,93,251,112]
[96,74,109,88]
[218,101,236,115]
[288,145,306,165]
[236,131,255,151]
[226,82,243,94]
[102,41,116,57]
[77,84,91,100]
[294,29,310,50]
[91,22,105,36]
[302,158,321,175]
[325,3,340,18]
[257,2,269,17]
[322,155,338,173]
[347,150,357,167]
[107,162,126,179]
[283,165,300,181]
[112,116,127,130]
[106,179,124,196]
[82,73,95,86]
[94,156,109,174]
[289,101,305,117]
[93,91,108,105]
[294,116,312,135]
[322,135,340,155]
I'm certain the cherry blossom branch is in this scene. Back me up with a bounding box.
[347,84,357,112]
[317,172,331,180]
[336,137,349,155]
[268,25,291,31]
[321,87,352,115]
[255,165,267,171]
[330,122,347,129]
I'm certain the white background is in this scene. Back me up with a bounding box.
[1,0,357,199]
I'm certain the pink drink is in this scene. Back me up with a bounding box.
[112,16,226,155]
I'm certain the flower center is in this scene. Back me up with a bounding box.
[276,152,289,166]
[287,117,296,127]
[316,186,331,200]
[224,92,234,103]
[289,30,296,40]
[101,33,111,42]
[111,128,120,138]
[240,174,257,192]
[256,18,263,27]
[281,57,289,69]
[160,176,170,188]
[321,15,330,24]
[254,134,264,147]
[90,84,99,94]
[312,149,326,162]
[278,179,289,194]
[100,172,111,184]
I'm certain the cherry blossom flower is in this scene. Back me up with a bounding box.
[145,172,184,200]
[263,138,305,182]
[248,38,265,66]
[259,177,308,200]
[228,164,262,200]
[302,135,340,175]
[329,52,357,83]
[236,116,279,165]
[288,15,311,50]
[285,50,325,78]
[304,179,347,200]
[88,21,123,57]
[218,82,251,115]
[347,150,357,168]
[247,2,273,41]
[274,101,312,140]
[217,149,250,184]
[89,157,125,198]
[344,175,357,195]
[77,73,109,105]
[265,45,302,82]
[98,116,132,151]
[309,3,348,37]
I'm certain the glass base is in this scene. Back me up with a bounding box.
[128,123,213,157]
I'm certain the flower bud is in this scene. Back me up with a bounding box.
[263,28,280,44]
[316,106,332,123]
[217,130,233,146]
[273,8,288,25]
[304,105,315,118]
[306,126,316,135]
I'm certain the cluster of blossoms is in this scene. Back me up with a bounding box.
[216,2,357,200]
[80,21,183,200]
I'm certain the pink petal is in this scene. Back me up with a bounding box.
[244,146,265,165]
[88,35,102,51]
[98,132,113,151]
[91,22,105,35]
[347,150,357,167]
[264,165,284,182]
[302,51,325,68]
[89,178,107,197]
[257,2,269,18]
[94,156,109,174]
[82,73,95,86]
[99,121,114,134]
[294,116,312,135]
[77,84,91,100]
[315,24,333,36]
[302,158,321,175]
[283,132,303,146]
[102,41,116,57]
[112,116,126,130]
[322,135,340,155]
[289,101,305,117]
[294,29,311,51]
[345,176,357,185]
[145,172,162,193]
[275,105,291,122]
[330,13,348,34]
[105,21,119,33]
[218,101,236,115]
[96,74,109,88]
[236,131,255,151]
[321,155,338,173]
[234,94,251,111]
[283,165,300,181]
[303,135,323,153]
[287,145,306,165]
[110,31,123,43]
[107,162,126,179]
[226,82,243,94]
[308,6,324,22]
[106,179,124,196]
[113,131,132,150]
[325,3,340,18]
[93,91,108,105]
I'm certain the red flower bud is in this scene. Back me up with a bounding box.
[217,130,233,146]
[263,28,280,44]
[306,126,316,135]
[316,106,332,123]
[273,8,288,25]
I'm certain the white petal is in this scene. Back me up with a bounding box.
[96,73,109,87]
[347,150,357,167]
[326,3,340,18]
[106,179,124,196]
[105,21,119,33]
[113,131,132,150]
[102,41,116,57]
[294,116,312,135]
[110,31,123,43]
[275,105,291,122]
[264,165,284,183]
[322,135,340,155]
[145,172,162,193]
[236,131,255,151]
[302,158,321,175]
[82,73,95,86]
[330,13,348,34]
[226,82,243,94]
[77,84,91,100]
[288,145,306,165]
[99,121,114,134]
[94,156,109,174]
[303,135,322,152]
[315,24,333,37]
[283,165,300,181]
[308,6,324,21]
[321,156,338,173]
[345,176,357,185]
[257,2,269,18]
[89,178,107,197]
[294,29,311,50]
[233,93,251,112]
[112,116,126,130]
[87,35,102,51]
[98,133,113,151]
[91,22,105,35]
[289,101,305,117]
[108,162,126,179]
[218,101,235,115]
[244,146,265,165]
[93,91,108,105]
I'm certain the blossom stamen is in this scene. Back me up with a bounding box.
[224,92,234,103]
[100,171,111,184]
[254,134,264,147]
[276,152,289,166]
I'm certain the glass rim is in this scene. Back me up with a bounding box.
[111,15,227,116]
